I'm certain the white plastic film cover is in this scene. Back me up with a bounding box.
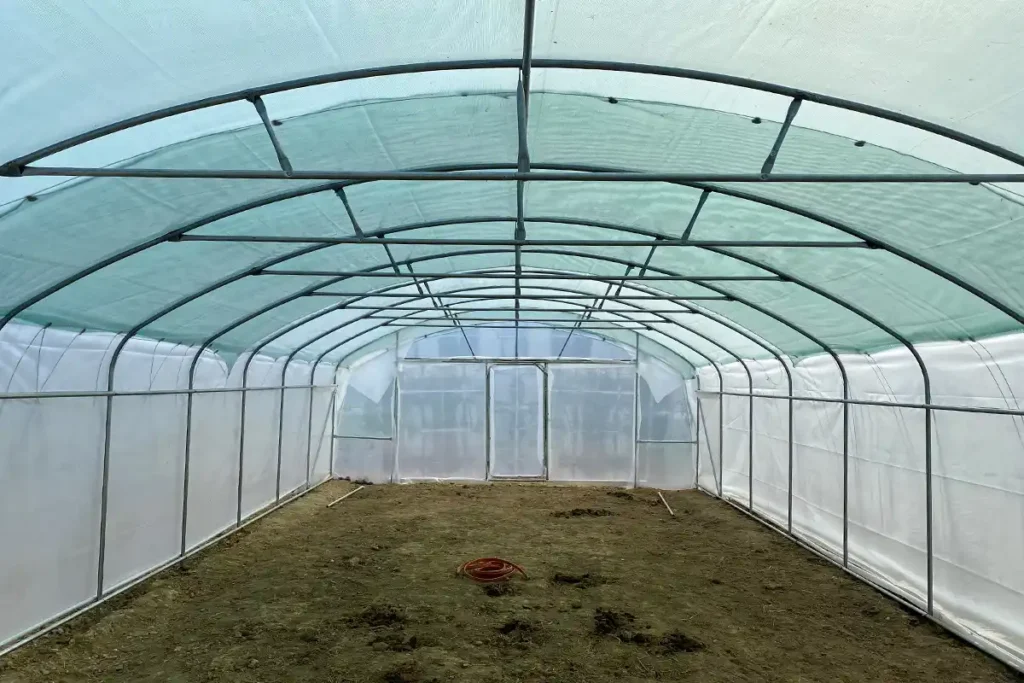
[308,364,337,483]
[750,395,789,527]
[696,395,722,493]
[721,394,751,507]
[636,443,694,490]
[185,388,241,549]
[0,396,104,645]
[337,351,395,439]
[103,392,187,591]
[239,356,283,517]
[396,362,485,481]
[790,398,844,558]
[547,364,635,484]
[488,365,544,478]
[333,437,395,485]
[278,363,312,496]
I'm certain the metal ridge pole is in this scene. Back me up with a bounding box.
[16,166,1024,183]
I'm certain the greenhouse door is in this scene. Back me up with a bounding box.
[488,364,546,479]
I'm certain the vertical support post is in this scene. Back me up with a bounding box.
[274,358,288,502]
[694,395,702,488]
[843,381,850,568]
[484,363,492,480]
[304,363,316,490]
[180,348,199,557]
[390,333,400,483]
[748,369,754,512]
[925,405,934,614]
[542,362,550,479]
[329,383,338,480]
[96,390,114,598]
[718,385,724,498]
[787,368,795,534]
[632,331,640,488]
[236,360,250,526]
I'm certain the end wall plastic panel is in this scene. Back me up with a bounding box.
[333,437,395,484]
[636,442,695,490]
[396,362,486,481]
[547,364,635,484]
[488,365,544,477]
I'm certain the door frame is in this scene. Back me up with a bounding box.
[485,361,549,481]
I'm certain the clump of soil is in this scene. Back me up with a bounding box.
[483,581,518,597]
[593,608,655,645]
[594,609,703,653]
[552,572,605,588]
[607,491,635,500]
[553,508,614,518]
[353,478,374,486]
[354,603,406,628]
[594,607,634,635]
[660,631,705,653]
[497,618,539,645]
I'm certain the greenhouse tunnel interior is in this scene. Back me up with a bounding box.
[1,0,1024,677]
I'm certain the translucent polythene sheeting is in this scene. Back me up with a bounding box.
[103,392,188,591]
[0,0,524,163]
[0,396,104,646]
[337,351,394,439]
[396,362,485,481]
[695,396,721,493]
[185,389,241,548]
[547,364,635,485]
[635,443,694,490]
[695,331,1024,669]
[637,355,691,442]
[488,365,544,478]
[333,437,395,484]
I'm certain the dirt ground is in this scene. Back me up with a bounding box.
[1,482,1018,683]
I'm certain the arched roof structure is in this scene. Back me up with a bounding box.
[2,0,1024,382]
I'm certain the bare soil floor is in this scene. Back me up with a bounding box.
[1,482,1019,683]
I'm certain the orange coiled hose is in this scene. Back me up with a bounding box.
[457,557,527,583]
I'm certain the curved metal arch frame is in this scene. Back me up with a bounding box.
[5,58,1023,171]
[4,160,1022,347]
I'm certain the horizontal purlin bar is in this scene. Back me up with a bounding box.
[709,389,1024,418]
[320,306,699,313]
[381,322,649,329]
[177,235,869,248]
[307,292,732,301]
[261,271,781,281]
[369,315,652,323]
[15,166,1024,183]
